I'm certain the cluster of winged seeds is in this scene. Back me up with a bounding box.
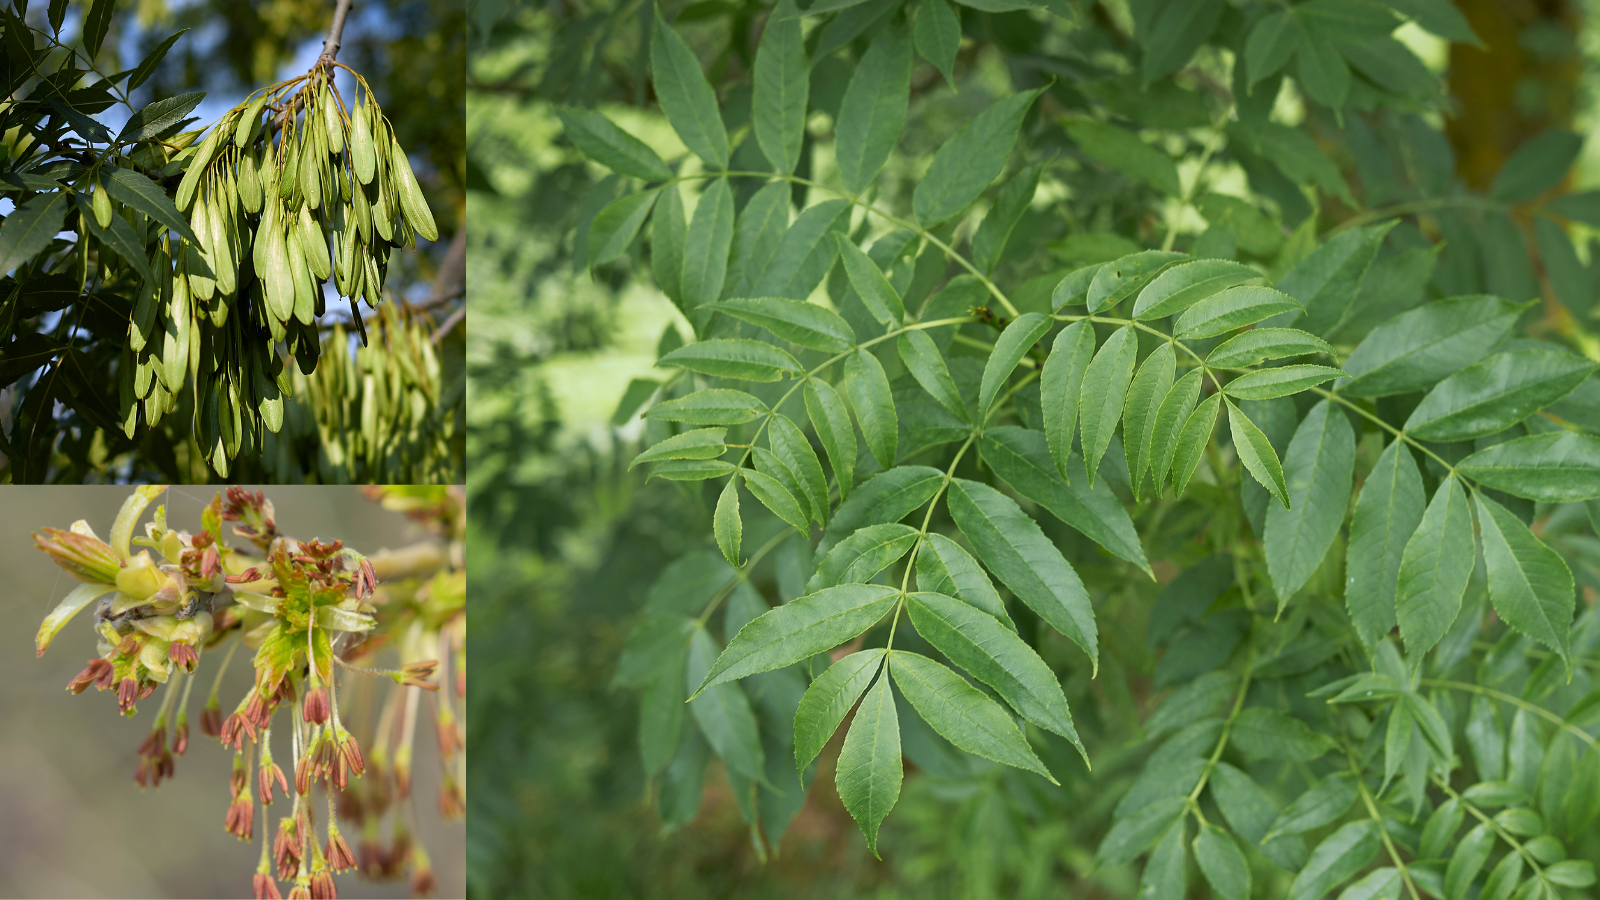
[115,58,438,475]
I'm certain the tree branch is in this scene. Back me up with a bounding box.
[319,0,355,67]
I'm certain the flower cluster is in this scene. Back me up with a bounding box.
[34,487,464,898]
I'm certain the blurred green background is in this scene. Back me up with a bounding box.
[2,487,463,898]
[464,0,1600,898]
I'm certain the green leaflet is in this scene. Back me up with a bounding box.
[755,200,850,299]
[1222,364,1345,401]
[844,349,899,469]
[1295,25,1351,110]
[651,9,729,169]
[906,591,1084,758]
[1420,798,1465,859]
[717,297,855,353]
[588,189,659,267]
[1265,773,1358,840]
[1132,258,1260,320]
[1335,868,1402,900]
[1139,821,1188,900]
[888,650,1056,781]
[913,0,960,87]
[795,648,886,777]
[728,181,790,296]
[1457,432,1600,502]
[1403,349,1598,442]
[555,107,672,181]
[1041,320,1095,481]
[1078,325,1137,486]
[1149,369,1204,495]
[1064,118,1180,197]
[915,533,1013,626]
[102,166,200,244]
[835,24,911,194]
[1276,222,1392,335]
[1340,295,1520,397]
[1142,0,1225,83]
[1445,822,1495,900]
[1245,10,1300,88]
[807,523,919,591]
[978,312,1050,418]
[1479,851,1523,900]
[649,458,736,480]
[1536,217,1590,315]
[971,163,1041,275]
[912,89,1043,227]
[714,475,742,566]
[1231,708,1336,766]
[1225,398,1289,509]
[804,380,857,499]
[1170,392,1223,497]
[768,413,829,527]
[751,0,807,174]
[686,628,765,782]
[753,446,812,525]
[1123,343,1175,499]
[631,427,728,468]
[1194,824,1250,900]
[1490,129,1582,202]
[682,178,734,309]
[836,235,906,324]
[1173,285,1303,340]
[1264,400,1354,605]
[743,466,810,535]
[947,478,1098,671]
[1098,795,1188,867]
[1346,441,1426,652]
[1396,474,1474,662]
[648,388,766,425]
[1477,493,1575,670]
[820,466,944,554]
[897,330,969,422]
[1052,263,1103,310]
[836,672,901,855]
[1086,250,1186,313]
[1207,328,1333,369]
[1288,822,1380,900]
[693,584,899,693]
[659,339,800,382]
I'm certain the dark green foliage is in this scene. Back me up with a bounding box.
[504,0,1600,896]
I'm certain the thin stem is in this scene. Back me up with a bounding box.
[208,635,241,704]
[1347,747,1424,900]
[1185,647,1255,810]
[1327,196,1503,237]
[1433,774,1550,887]
[1421,679,1597,747]
[886,432,979,651]
[319,0,355,66]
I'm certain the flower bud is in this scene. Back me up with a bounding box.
[303,687,330,725]
[169,640,200,672]
[33,528,122,583]
[253,873,282,900]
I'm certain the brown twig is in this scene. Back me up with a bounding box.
[274,0,356,132]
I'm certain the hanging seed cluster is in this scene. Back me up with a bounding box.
[118,67,438,476]
[258,305,457,485]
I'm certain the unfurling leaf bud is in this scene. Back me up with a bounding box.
[34,528,122,583]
